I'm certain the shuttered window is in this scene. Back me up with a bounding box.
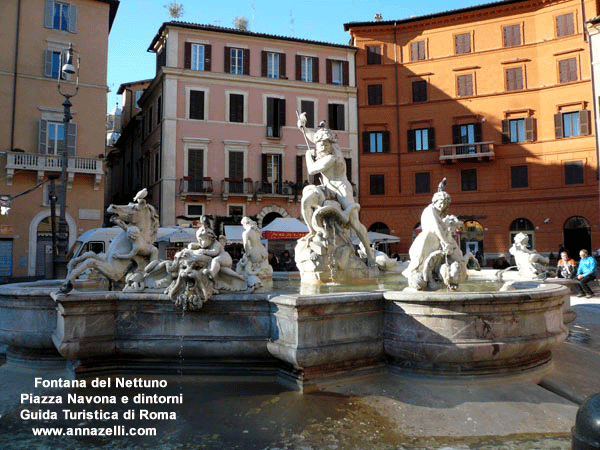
[267,97,286,138]
[410,41,426,61]
[556,13,575,37]
[559,58,577,83]
[363,131,390,153]
[503,24,521,47]
[408,128,435,152]
[412,80,427,102]
[415,172,431,194]
[505,67,523,91]
[229,94,244,123]
[368,84,383,105]
[455,33,471,55]
[328,104,345,131]
[511,165,528,188]
[370,174,385,195]
[45,0,76,33]
[300,100,315,128]
[457,74,474,97]
[189,90,205,120]
[565,161,584,185]
[366,46,382,64]
[461,169,478,191]
[188,149,204,192]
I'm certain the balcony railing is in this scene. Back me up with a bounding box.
[221,178,253,200]
[179,177,213,199]
[438,141,495,162]
[5,151,104,189]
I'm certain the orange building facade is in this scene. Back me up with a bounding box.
[346,0,600,262]
[0,0,118,279]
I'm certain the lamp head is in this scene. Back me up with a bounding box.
[61,44,76,75]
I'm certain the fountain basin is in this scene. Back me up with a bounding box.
[0,279,570,387]
[384,283,570,376]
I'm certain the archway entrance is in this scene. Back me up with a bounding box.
[509,218,534,249]
[36,216,66,277]
[460,220,484,261]
[369,222,391,254]
[262,212,282,227]
[564,216,591,258]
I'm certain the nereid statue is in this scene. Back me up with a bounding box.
[236,216,273,286]
[509,232,549,279]
[60,189,159,293]
[295,113,378,283]
[402,179,471,290]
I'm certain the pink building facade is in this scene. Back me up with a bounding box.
[138,23,358,228]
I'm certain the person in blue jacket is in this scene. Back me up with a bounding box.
[575,249,597,298]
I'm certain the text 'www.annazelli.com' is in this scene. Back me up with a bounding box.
[31,426,156,437]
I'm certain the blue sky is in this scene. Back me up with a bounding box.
[107,0,488,112]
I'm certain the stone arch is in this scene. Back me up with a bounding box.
[28,210,76,277]
[256,205,290,228]
[368,222,390,234]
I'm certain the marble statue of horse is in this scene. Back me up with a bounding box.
[60,191,159,293]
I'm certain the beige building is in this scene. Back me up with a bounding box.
[114,22,358,238]
[0,0,119,279]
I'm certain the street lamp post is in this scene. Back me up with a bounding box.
[55,43,79,279]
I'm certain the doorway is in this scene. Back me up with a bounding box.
[564,216,591,259]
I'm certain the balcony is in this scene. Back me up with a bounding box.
[254,180,298,203]
[5,151,104,190]
[179,176,213,201]
[221,178,253,201]
[439,141,495,163]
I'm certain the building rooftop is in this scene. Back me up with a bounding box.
[148,21,355,53]
[344,0,532,30]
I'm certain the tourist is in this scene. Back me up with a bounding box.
[556,251,576,279]
[575,249,597,298]
[280,250,297,272]
[493,254,510,270]
[268,251,280,271]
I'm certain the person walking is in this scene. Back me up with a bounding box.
[575,249,597,298]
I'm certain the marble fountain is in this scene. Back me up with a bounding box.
[0,119,571,391]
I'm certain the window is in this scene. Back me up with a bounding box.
[502,117,535,143]
[228,205,244,216]
[46,122,65,155]
[187,149,205,192]
[457,74,474,97]
[300,100,315,128]
[184,42,211,71]
[296,55,318,82]
[328,104,345,130]
[187,204,204,217]
[505,67,523,91]
[327,59,348,86]
[191,44,205,71]
[461,169,477,191]
[511,165,528,188]
[565,161,584,185]
[135,90,143,107]
[262,154,282,194]
[455,33,471,54]
[408,128,435,152]
[555,111,590,138]
[370,174,385,195]
[262,51,285,79]
[363,131,390,153]
[231,48,243,74]
[366,46,382,65]
[225,47,248,74]
[410,41,426,61]
[229,151,245,193]
[556,13,575,37]
[156,96,162,124]
[45,0,76,33]
[368,84,383,105]
[507,118,525,142]
[415,172,431,194]
[44,49,63,79]
[503,24,521,47]
[412,80,427,102]
[559,58,577,83]
[189,90,205,120]
[39,119,76,156]
[266,97,286,138]
[452,123,481,154]
[229,94,244,123]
